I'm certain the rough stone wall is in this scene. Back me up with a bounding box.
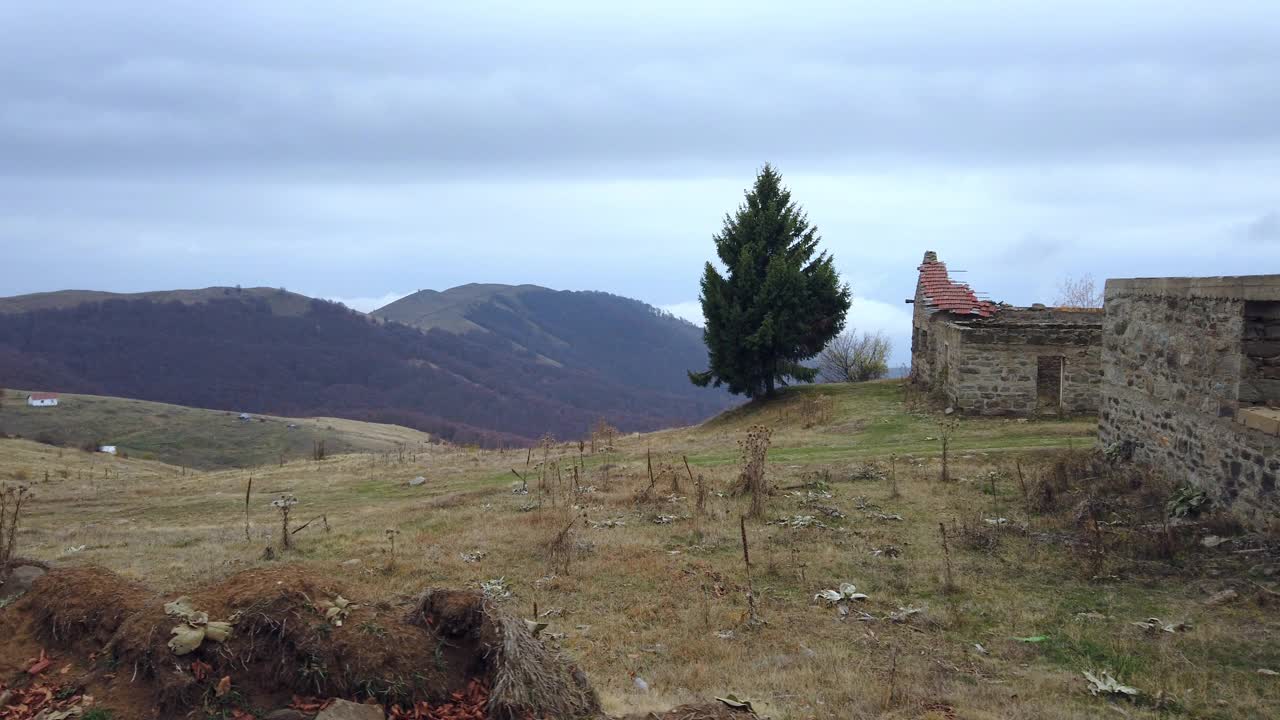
[909,251,939,383]
[1099,276,1280,527]
[939,320,1102,415]
[909,250,1102,416]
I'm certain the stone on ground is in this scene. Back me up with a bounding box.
[315,699,385,720]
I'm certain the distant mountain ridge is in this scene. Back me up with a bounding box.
[0,286,315,316]
[0,284,730,444]
[372,284,709,400]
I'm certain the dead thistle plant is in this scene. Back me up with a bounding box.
[734,425,773,519]
[271,494,298,550]
[384,528,402,571]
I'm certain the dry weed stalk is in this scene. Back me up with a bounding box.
[938,522,957,592]
[271,494,298,550]
[590,419,618,454]
[735,425,773,519]
[883,645,899,710]
[0,483,33,570]
[889,454,900,499]
[739,515,764,626]
[685,456,706,517]
[384,528,402,570]
[939,419,958,482]
[799,393,833,428]
[243,475,253,541]
[545,510,582,575]
[510,468,529,493]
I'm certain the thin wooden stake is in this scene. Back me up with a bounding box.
[243,475,253,541]
[740,515,762,626]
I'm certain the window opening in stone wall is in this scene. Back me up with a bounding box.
[1036,355,1064,413]
[1241,301,1280,407]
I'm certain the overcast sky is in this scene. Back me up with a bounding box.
[3,1,1279,365]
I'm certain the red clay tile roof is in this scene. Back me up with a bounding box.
[28,392,59,400]
[917,258,997,318]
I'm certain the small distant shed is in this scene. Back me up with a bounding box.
[238,413,252,421]
[27,393,59,407]
[99,445,117,455]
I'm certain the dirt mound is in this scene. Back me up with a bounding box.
[5,564,601,720]
[23,565,152,647]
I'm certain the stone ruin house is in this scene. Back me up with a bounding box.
[909,251,1103,415]
[1099,275,1280,526]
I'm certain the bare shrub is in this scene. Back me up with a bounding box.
[589,419,617,454]
[545,509,584,575]
[1055,274,1103,308]
[1,483,33,570]
[818,330,892,383]
[733,425,773,519]
[1027,449,1195,566]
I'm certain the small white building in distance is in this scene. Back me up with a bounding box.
[26,393,59,407]
[99,445,117,455]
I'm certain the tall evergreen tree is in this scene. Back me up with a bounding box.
[690,164,851,398]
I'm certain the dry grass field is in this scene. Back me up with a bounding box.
[2,380,1277,719]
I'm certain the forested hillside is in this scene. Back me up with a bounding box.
[0,291,731,445]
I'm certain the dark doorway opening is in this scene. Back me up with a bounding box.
[1037,355,1064,412]
[1242,301,1280,408]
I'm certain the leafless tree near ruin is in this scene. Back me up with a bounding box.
[1055,274,1103,308]
[818,330,893,383]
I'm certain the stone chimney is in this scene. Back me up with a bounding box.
[922,250,938,264]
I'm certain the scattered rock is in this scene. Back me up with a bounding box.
[315,699,386,720]
[341,558,362,566]
[409,476,426,487]
[264,711,308,720]
[1258,668,1278,677]
[1205,589,1239,606]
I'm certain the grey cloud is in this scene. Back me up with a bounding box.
[1243,212,1280,244]
[3,2,1280,181]
[2,0,1279,332]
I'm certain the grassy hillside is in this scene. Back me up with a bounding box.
[1,380,1275,719]
[673,380,1097,464]
[374,283,549,333]
[0,388,432,469]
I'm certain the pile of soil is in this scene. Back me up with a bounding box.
[1,564,763,720]
[0,565,600,720]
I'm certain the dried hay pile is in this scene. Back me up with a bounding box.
[414,589,599,720]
